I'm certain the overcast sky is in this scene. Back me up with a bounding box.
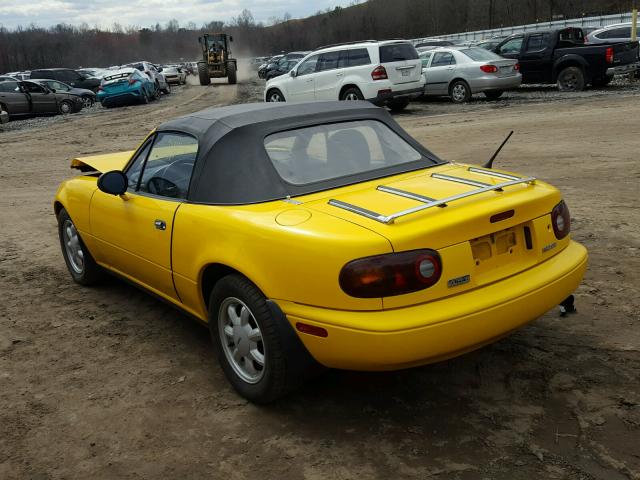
[0,0,361,30]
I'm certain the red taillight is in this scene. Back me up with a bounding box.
[339,249,442,298]
[129,78,139,86]
[551,200,571,240]
[605,47,614,64]
[371,65,388,81]
[480,64,498,73]
[514,63,520,71]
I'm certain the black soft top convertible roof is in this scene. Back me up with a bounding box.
[157,101,443,205]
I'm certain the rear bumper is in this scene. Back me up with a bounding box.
[606,62,640,76]
[368,86,424,105]
[468,74,522,92]
[278,240,587,371]
[0,110,8,124]
[98,89,144,106]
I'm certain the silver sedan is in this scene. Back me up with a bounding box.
[420,47,522,103]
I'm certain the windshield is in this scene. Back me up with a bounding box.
[264,120,423,185]
[460,48,503,61]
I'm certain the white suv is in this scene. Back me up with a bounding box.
[264,40,423,111]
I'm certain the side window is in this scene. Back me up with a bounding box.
[430,52,455,67]
[23,82,46,93]
[318,51,340,72]
[53,81,70,91]
[0,82,19,93]
[499,37,524,54]
[526,34,549,52]
[297,55,319,76]
[138,133,198,199]
[347,48,371,67]
[125,139,154,191]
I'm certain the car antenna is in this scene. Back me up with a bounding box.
[483,131,514,169]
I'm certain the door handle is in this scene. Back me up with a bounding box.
[154,219,166,230]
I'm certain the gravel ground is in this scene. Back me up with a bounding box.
[1,75,639,480]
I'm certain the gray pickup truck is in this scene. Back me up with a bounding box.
[492,27,639,90]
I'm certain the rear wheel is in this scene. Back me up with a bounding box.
[484,90,504,100]
[141,90,149,104]
[557,66,585,92]
[59,100,73,114]
[449,80,471,103]
[58,208,103,285]
[153,82,161,100]
[209,275,293,403]
[340,87,364,101]
[266,89,285,102]
[227,62,237,85]
[388,97,410,112]
[198,62,211,86]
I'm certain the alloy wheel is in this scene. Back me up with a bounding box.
[63,219,84,274]
[452,84,467,102]
[218,297,266,384]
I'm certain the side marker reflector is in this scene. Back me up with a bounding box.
[296,322,328,338]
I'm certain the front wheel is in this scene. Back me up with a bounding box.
[266,89,285,102]
[484,90,504,100]
[557,66,585,92]
[449,80,471,103]
[198,62,211,86]
[227,62,237,85]
[58,208,103,285]
[81,95,94,108]
[209,275,293,403]
[59,100,73,114]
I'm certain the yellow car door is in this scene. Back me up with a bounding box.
[90,132,199,302]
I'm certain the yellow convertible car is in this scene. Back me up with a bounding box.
[55,102,587,403]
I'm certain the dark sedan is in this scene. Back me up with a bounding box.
[0,80,83,119]
[32,79,96,108]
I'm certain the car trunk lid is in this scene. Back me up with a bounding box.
[304,164,565,308]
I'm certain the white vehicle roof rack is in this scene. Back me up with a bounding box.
[328,167,536,224]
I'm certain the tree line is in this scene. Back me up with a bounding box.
[0,0,632,73]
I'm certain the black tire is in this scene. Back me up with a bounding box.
[140,90,149,104]
[227,62,237,85]
[340,86,364,101]
[198,62,211,86]
[153,82,161,100]
[557,66,585,92]
[266,88,285,102]
[209,274,296,403]
[59,100,73,114]
[57,208,103,285]
[484,90,504,100]
[388,97,410,112]
[591,75,613,88]
[162,82,171,95]
[449,80,472,103]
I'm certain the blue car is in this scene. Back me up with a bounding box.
[97,68,156,108]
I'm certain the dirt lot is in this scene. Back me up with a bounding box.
[1,77,639,480]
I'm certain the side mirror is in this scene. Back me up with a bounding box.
[97,170,128,195]
[290,70,297,78]
[157,67,163,72]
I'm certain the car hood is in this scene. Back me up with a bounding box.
[70,150,134,173]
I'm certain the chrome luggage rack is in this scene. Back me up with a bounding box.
[328,167,536,225]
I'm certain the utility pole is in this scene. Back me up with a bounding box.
[632,1,638,42]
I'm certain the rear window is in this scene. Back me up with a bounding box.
[379,43,419,63]
[460,48,503,61]
[264,120,422,185]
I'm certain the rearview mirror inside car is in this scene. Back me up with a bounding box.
[97,170,128,196]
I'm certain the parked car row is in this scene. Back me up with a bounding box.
[261,27,639,110]
[0,79,85,120]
